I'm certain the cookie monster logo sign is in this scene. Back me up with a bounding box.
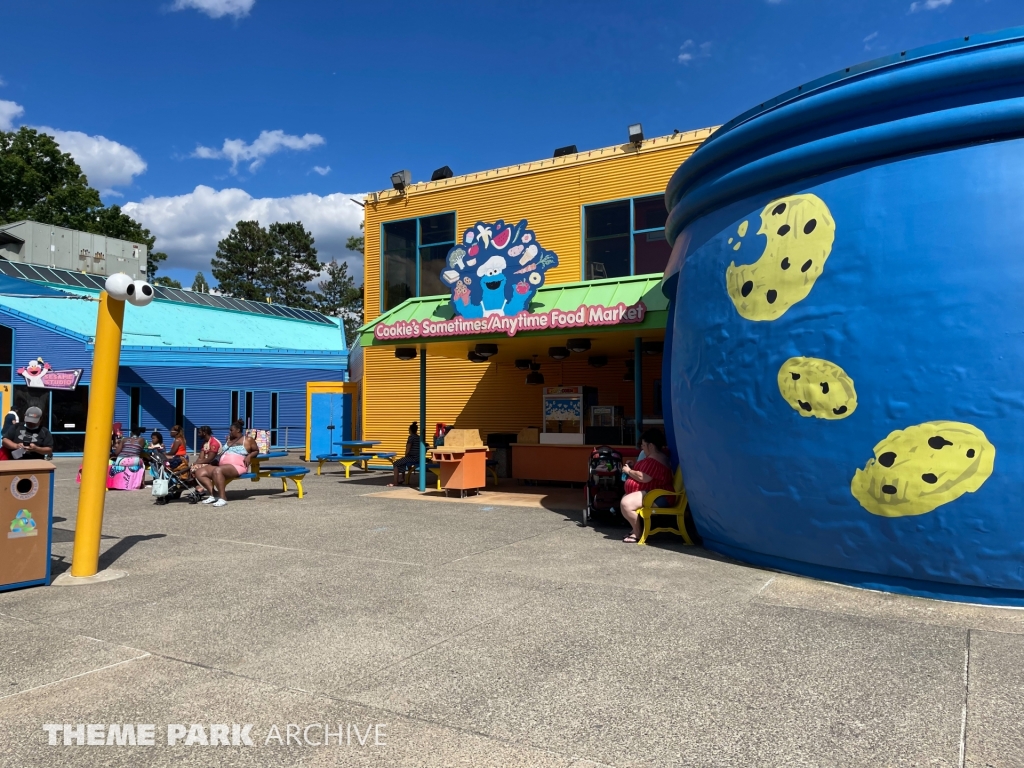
[441,220,558,319]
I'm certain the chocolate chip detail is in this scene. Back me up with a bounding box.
[878,452,897,468]
[741,280,753,297]
[801,259,813,272]
[781,257,790,270]
[967,449,976,458]
[804,219,817,234]
[921,473,938,484]
[790,372,800,380]
[766,289,778,304]
[772,203,786,215]
[928,436,954,450]
[832,406,848,415]
[798,401,812,412]
[881,484,898,495]
[777,224,791,236]
[820,382,829,394]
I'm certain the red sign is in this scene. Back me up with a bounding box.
[375,301,648,341]
[16,358,83,390]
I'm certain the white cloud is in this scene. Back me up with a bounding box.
[863,32,879,43]
[193,129,326,174]
[677,40,712,65]
[0,76,6,87]
[0,100,25,130]
[171,0,255,19]
[36,127,146,195]
[123,185,366,282]
[312,165,331,176]
[910,0,952,11]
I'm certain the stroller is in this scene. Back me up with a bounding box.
[583,446,626,526]
[147,449,204,504]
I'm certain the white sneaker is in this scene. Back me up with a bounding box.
[202,496,217,504]
[212,499,228,507]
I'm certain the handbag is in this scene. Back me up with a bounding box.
[152,473,169,497]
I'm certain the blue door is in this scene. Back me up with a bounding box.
[309,393,350,459]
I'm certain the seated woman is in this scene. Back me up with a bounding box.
[167,424,188,470]
[108,426,149,491]
[388,422,421,486]
[193,420,259,507]
[619,429,675,543]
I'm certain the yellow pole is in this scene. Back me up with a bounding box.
[71,291,125,577]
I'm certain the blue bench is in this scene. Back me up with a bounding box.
[229,463,309,498]
[315,452,374,478]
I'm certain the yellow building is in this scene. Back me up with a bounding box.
[360,128,712,483]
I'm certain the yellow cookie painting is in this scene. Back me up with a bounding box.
[777,357,857,420]
[851,421,995,517]
[726,194,836,321]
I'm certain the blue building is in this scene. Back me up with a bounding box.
[0,262,348,454]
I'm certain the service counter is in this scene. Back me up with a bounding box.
[511,444,638,483]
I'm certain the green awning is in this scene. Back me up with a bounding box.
[360,273,668,348]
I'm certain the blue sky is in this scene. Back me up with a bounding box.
[1,0,1021,286]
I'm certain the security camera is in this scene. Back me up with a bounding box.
[104,273,133,301]
[126,280,155,307]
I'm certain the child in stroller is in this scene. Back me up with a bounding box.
[147,447,203,504]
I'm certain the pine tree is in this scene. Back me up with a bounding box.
[191,272,210,293]
[267,221,320,309]
[315,259,364,345]
[211,220,274,301]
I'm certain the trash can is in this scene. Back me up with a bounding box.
[1,460,54,591]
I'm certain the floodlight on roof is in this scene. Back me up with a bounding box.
[628,123,644,147]
[430,166,454,181]
[390,170,411,192]
[553,145,578,158]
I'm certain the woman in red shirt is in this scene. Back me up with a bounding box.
[620,429,674,543]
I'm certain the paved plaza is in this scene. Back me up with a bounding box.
[2,457,1023,767]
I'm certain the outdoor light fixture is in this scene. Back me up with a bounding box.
[628,123,644,147]
[553,144,578,158]
[641,340,664,356]
[430,165,454,181]
[475,343,498,358]
[390,170,411,192]
[548,346,570,360]
[526,370,545,385]
[566,338,591,353]
[588,355,608,368]
[395,347,417,361]
[468,351,488,363]
[514,359,532,370]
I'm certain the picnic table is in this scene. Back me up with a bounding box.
[228,451,309,498]
[317,440,393,477]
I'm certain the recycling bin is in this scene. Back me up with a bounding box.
[0,460,54,591]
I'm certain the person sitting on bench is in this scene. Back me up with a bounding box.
[389,421,421,487]
[193,420,259,507]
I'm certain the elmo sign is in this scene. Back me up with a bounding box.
[17,357,83,390]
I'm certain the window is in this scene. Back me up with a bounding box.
[382,212,456,311]
[51,387,89,433]
[0,325,12,382]
[245,391,254,428]
[270,392,279,447]
[584,195,671,280]
[230,391,240,425]
[653,379,663,417]
[129,387,141,432]
[174,389,185,428]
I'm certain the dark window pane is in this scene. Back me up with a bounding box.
[13,386,48,425]
[0,324,11,370]
[586,235,631,280]
[585,201,629,239]
[51,386,89,433]
[420,213,455,245]
[633,195,668,231]
[653,379,663,416]
[634,230,671,275]
[130,387,141,432]
[0,366,11,381]
[174,389,185,428]
[383,219,417,310]
[53,433,86,453]
[419,244,451,298]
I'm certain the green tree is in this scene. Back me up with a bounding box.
[153,276,182,288]
[0,127,169,280]
[211,220,274,301]
[346,233,364,255]
[267,221,321,309]
[191,272,210,293]
[315,259,364,346]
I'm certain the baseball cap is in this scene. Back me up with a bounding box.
[24,406,42,426]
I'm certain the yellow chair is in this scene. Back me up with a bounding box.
[637,468,693,546]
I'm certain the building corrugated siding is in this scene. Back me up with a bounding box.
[362,133,706,455]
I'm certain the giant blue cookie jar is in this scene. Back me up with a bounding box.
[661,28,1024,605]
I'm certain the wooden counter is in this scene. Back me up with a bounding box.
[511,444,639,483]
